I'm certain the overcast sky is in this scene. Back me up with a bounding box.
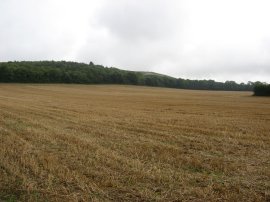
[0,0,270,82]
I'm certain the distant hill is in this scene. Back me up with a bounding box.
[0,60,256,91]
[139,71,174,78]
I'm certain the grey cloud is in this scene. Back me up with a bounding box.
[0,0,269,83]
[97,0,182,41]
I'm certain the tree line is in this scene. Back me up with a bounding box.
[0,61,262,92]
[253,83,270,96]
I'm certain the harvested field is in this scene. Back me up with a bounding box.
[0,84,269,201]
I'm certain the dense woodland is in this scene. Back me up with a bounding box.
[0,61,266,93]
[253,84,270,96]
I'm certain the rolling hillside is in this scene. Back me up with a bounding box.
[0,61,255,91]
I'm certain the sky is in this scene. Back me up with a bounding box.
[0,0,270,83]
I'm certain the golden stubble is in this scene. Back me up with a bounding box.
[0,84,269,201]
